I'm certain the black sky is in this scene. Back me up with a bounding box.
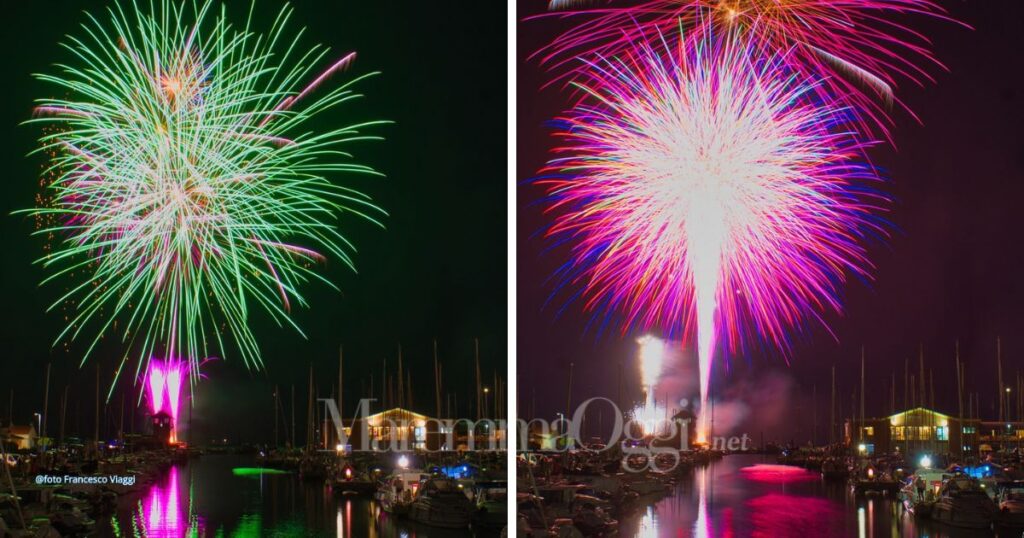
[518,0,1024,442]
[0,0,506,444]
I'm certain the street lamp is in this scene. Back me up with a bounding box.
[1006,387,1013,422]
[483,387,490,419]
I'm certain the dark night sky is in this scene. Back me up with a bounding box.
[518,1,1024,443]
[0,1,506,444]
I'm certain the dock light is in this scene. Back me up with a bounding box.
[398,455,410,469]
[920,455,932,469]
[335,444,344,453]
[857,443,867,453]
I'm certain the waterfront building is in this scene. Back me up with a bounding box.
[844,407,979,459]
[0,423,37,450]
[977,420,1024,453]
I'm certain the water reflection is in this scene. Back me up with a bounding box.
[694,466,711,538]
[748,493,842,537]
[637,506,657,538]
[101,455,489,537]
[127,467,200,537]
[619,454,1018,538]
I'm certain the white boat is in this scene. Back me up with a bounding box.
[471,481,507,530]
[931,475,998,529]
[900,469,951,517]
[408,477,473,529]
[997,481,1024,529]
[374,471,423,516]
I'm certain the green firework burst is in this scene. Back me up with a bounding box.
[24,0,387,384]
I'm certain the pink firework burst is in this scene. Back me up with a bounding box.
[534,0,964,138]
[538,31,889,436]
[146,359,200,444]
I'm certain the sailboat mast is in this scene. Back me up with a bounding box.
[475,338,482,420]
[859,347,865,444]
[434,339,442,419]
[830,365,835,445]
[344,346,348,430]
[41,363,51,450]
[998,337,1004,421]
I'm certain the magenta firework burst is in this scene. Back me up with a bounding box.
[538,32,888,439]
[536,0,961,137]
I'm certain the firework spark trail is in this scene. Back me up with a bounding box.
[24,0,387,388]
[147,359,186,442]
[634,335,668,434]
[539,32,888,440]
[532,0,962,139]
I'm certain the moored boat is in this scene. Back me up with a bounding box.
[408,477,473,528]
[996,480,1024,529]
[900,469,950,518]
[330,463,376,496]
[821,457,849,481]
[375,471,423,516]
[931,475,998,529]
[471,480,508,530]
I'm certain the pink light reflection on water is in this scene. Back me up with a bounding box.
[137,467,190,537]
[739,464,819,484]
[747,493,843,538]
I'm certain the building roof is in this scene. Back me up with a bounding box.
[3,425,36,436]
[886,407,955,421]
[851,407,979,424]
[363,407,432,423]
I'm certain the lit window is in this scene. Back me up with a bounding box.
[936,426,948,441]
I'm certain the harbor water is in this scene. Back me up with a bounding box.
[617,454,1018,538]
[94,454,499,537]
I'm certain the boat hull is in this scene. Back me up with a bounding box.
[409,497,472,529]
[932,498,997,529]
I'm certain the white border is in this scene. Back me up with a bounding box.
[506,0,518,531]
